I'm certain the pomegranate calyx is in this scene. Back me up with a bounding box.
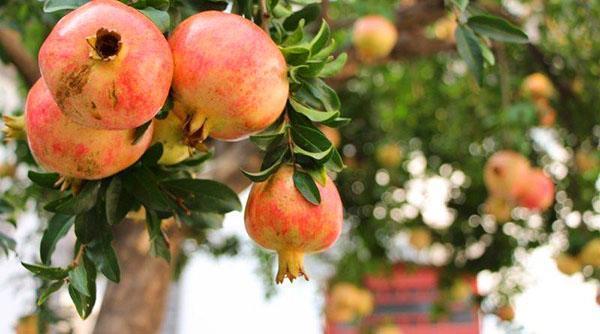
[86,28,122,61]
[276,250,309,284]
[2,114,26,141]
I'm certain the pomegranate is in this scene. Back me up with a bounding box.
[484,196,512,223]
[38,0,173,130]
[533,98,557,127]
[22,80,153,180]
[555,253,581,275]
[521,72,554,100]
[352,15,398,62]
[169,11,289,141]
[484,150,530,199]
[151,111,191,165]
[244,165,343,283]
[375,143,403,168]
[516,168,554,211]
[409,227,432,250]
[319,125,342,148]
[578,238,600,267]
[496,305,515,322]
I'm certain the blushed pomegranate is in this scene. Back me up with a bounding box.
[23,80,153,180]
[244,165,343,283]
[38,0,173,130]
[516,168,554,211]
[169,11,289,141]
[521,72,554,100]
[352,15,398,62]
[484,150,530,199]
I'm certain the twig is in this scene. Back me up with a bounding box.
[0,28,40,87]
[259,0,270,32]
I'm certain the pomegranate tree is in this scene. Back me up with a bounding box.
[169,11,289,141]
[38,0,173,130]
[245,165,343,283]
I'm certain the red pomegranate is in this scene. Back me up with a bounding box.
[244,165,343,283]
[24,79,153,180]
[169,11,289,141]
[484,150,530,199]
[38,0,173,130]
[516,168,555,211]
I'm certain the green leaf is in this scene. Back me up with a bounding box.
[161,179,242,213]
[132,120,152,145]
[69,262,90,296]
[177,211,224,229]
[319,53,347,77]
[22,263,68,280]
[281,20,305,47]
[141,143,164,166]
[325,148,345,172]
[321,117,351,128]
[291,124,333,162]
[105,176,133,225]
[38,280,65,306]
[123,167,173,211]
[43,0,88,13]
[139,7,170,33]
[293,170,321,205]
[45,181,101,215]
[480,43,495,66]
[40,214,74,264]
[290,97,338,123]
[0,231,16,256]
[74,208,108,244]
[307,165,327,186]
[455,25,484,84]
[467,15,529,44]
[28,171,59,188]
[310,21,331,55]
[68,257,96,320]
[87,238,120,283]
[145,210,171,262]
[281,45,311,66]
[242,145,288,182]
[283,3,320,31]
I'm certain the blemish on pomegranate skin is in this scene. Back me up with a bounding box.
[55,64,92,109]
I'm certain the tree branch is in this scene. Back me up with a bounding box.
[0,28,40,87]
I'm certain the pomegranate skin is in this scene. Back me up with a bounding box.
[25,80,153,180]
[244,165,343,283]
[38,0,173,130]
[169,11,289,141]
[352,15,398,62]
[484,150,530,199]
[516,169,554,211]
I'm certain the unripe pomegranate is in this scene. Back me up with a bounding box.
[169,11,289,141]
[496,305,515,322]
[433,16,457,42]
[484,196,512,223]
[23,80,153,180]
[409,227,432,250]
[38,0,173,130]
[578,238,600,267]
[375,143,403,168]
[244,165,343,283]
[484,150,530,199]
[151,111,191,165]
[521,73,554,100]
[516,168,554,211]
[352,15,398,62]
[555,253,581,275]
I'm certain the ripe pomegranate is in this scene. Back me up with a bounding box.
[23,80,153,180]
[319,125,342,148]
[409,227,432,250]
[484,196,512,223]
[169,11,289,141]
[244,165,343,283]
[521,72,554,100]
[579,238,600,267]
[484,150,530,199]
[516,168,554,211]
[151,111,191,165]
[496,305,515,322]
[38,0,173,130]
[352,15,398,62]
[555,253,581,275]
[375,143,403,168]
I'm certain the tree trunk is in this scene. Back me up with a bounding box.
[92,141,260,334]
[92,221,183,334]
